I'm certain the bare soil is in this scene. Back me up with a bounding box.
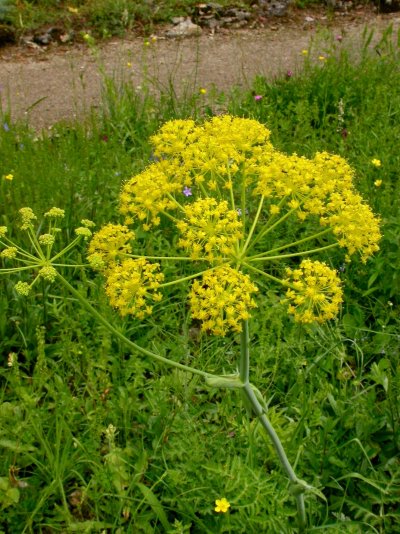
[0,7,399,130]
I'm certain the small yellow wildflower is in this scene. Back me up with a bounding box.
[318,55,327,61]
[126,62,132,68]
[199,87,207,95]
[0,226,8,238]
[215,498,230,513]
[371,158,381,167]
[4,173,13,181]
[374,179,382,187]
[67,6,79,14]
[301,49,308,55]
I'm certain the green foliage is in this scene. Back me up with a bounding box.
[1,24,400,533]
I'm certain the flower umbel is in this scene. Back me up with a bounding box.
[105,258,164,319]
[177,198,243,261]
[189,266,258,336]
[284,260,343,324]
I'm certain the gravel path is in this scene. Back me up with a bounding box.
[0,9,399,130]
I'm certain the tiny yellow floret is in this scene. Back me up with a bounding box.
[371,158,381,167]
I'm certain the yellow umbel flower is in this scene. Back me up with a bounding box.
[105,258,164,318]
[284,260,343,324]
[150,119,196,158]
[180,115,273,188]
[215,498,231,513]
[322,190,381,262]
[189,266,258,336]
[1,247,18,259]
[44,207,65,219]
[176,198,243,261]
[39,265,57,282]
[88,224,135,271]
[119,161,182,229]
[19,207,37,230]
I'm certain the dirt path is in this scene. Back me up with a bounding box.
[0,9,399,130]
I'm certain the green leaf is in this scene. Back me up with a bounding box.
[136,482,171,531]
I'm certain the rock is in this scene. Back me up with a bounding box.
[165,18,202,38]
[33,27,63,46]
[254,0,291,17]
[192,3,252,29]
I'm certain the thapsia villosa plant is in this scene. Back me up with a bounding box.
[0,115,381,530]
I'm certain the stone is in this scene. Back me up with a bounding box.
[165,18,202,38]
[254,0,291,17]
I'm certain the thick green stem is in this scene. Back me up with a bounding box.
[56,273,219,381]
[243,383,307,531]
[239,321,250,384]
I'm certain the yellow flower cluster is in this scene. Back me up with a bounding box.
[150,119,196,158]
[88,224,135,271]
[254,150,381,260]
[176,198,243,260]
[119,161,183,229]
[189,266,258,336]
[105,258,164,318]
[82,116,381,334]
[1,247,17,259]
[284,260,343,324]
[19,207,37,230]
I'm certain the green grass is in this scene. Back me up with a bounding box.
[0,24,400,534]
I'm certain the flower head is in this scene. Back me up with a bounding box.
[119,161,182,229]
[88,224,135,271]
[19,207,37,230]
[215,498,230,513]
[374,179,382,187]
[105,258,164,318]
[189,266,258,336]
[254,95,263,101]
[284,260,343,324]
[4,173,13,181]
[45,207,65,219]
[176,198,242,261]
[183,186,192,197]
[371,158,381,167]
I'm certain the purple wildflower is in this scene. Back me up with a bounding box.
[254,95,263,102]
[287,70,293,78]
[3,122,10,132]
[183,186,192,197]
